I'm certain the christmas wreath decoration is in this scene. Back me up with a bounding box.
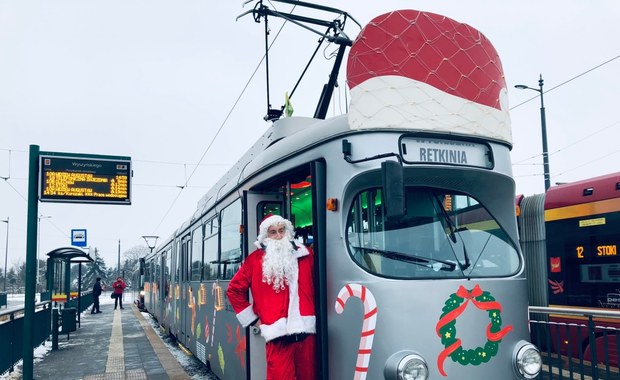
[435,284,513,376]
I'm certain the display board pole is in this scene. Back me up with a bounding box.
[23,144,40,380]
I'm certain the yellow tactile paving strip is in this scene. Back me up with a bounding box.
[82,305,190,380]
[106,308,126,374]
[82,307,155,380]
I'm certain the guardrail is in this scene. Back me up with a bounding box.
[529,306,620,380]
[0,291,95,376]
[0,301,52,376]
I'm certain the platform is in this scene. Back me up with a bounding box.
[9,295,195,380]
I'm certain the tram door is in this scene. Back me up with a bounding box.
[244,190,284,379]
[179,234,191,346]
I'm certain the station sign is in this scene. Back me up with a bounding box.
[71,229,87,247]
[39,152,132,205]
[400,136,493,169]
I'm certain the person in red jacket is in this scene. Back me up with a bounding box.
[227,214,316,380]
[112,276,126,310]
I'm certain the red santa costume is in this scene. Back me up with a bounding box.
[227,214,316,380]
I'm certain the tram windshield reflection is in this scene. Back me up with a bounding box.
[346,187,520,279]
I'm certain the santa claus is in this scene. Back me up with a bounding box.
[227,214,316,380]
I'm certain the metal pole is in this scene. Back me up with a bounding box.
[2,217,8,292]
[23,144,40,380]
[117,239,121,276]
[538,74,551,191]
[77,263,82,327]
[52,308,59,350]
[37,217,40,293]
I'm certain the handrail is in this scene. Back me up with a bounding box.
[0,300,51,319]
[529,305,620,319]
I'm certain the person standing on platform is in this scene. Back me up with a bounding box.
[91,277,102,314]
[112,276,126,310]
[227,214,317,380]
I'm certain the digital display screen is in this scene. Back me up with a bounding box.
[575,244,618,259]
[39,153,131,205]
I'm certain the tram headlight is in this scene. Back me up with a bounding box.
[384,351,428,380]
[513,341,541,379]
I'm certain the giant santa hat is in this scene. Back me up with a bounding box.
[346,10,512,145]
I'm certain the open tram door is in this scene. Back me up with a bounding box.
[242,161,327,379]
[243,190,284,379]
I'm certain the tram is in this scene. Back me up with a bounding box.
[518,172,620,366]
[143,2,541,379]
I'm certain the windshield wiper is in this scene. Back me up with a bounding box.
[351,246,456,271]
[432,195,471,271]
[460,243,471,271]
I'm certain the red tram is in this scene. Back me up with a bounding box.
[519,172,620,366]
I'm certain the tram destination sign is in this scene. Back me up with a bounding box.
[400,137,493,168]
[39,152,132,205]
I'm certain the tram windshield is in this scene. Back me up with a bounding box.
[346,187,520,279]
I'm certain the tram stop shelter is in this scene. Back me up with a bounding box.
[46,247,94,327]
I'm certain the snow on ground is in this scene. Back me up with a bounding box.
[0,337,53,379]
[1,301,219,379]
[140,311,220,379]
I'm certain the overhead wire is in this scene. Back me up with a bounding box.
[2,46,619,236]
[510,54,620,110]
[511,54,620,178]
[151,2,294,233]
[512,119,620,166]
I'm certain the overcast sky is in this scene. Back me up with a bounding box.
[1,1,619,272]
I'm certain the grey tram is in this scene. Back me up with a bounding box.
[142,2,541,379]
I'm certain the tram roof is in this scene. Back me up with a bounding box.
[545,171,620,209]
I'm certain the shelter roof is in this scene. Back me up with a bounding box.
[46,247,94,263]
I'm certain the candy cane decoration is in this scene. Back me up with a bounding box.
[335,284,378,380]
[210,282,221,346]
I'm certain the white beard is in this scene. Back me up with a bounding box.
[262,237,298,292]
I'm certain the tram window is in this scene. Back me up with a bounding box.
[346,187,520,279]
[164,249,171,298]
[181,237,190,282]
[191,225,203,281]
[220,199,242,279]
[203,218,218,280]
[204,235,218,280]
[291,177,313,245]
[174,240,180,283]
[259,201,282,220]
[152,257,160,282]
[144,263,151,283]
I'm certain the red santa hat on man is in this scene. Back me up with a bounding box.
[255,214,295,249]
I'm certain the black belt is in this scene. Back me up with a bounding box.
[271,333,309,344]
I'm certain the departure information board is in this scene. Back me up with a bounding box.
[39,152,132,205]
